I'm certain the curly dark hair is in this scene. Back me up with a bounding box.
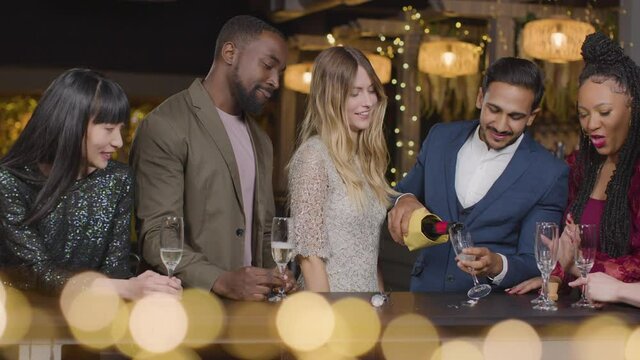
[570,32,640,257]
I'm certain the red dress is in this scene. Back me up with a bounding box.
[560,153,640,283]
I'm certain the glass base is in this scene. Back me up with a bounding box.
[468,284,492,299]
[571,298,597,309]
[268,293,286,302]
[530,293,544,304]
[533,300,558,311]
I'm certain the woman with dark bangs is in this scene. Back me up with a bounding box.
[0,68,181,299]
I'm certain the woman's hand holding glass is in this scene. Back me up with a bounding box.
[571,224,598,308]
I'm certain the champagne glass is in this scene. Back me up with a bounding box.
[270,217,294,302]
[571,224,598,308]
[533,222,560,311]
[449,226,492,300]
[160,216,184,278]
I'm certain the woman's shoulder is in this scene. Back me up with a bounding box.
[293,136,330,162]
[94,161,134,188]
[0,166,31,191]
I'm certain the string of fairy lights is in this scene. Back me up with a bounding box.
[319,1,616,187]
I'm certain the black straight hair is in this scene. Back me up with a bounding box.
[0,68,130,225]
[481,57,545,111]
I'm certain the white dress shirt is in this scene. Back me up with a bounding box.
[455,125,524,284]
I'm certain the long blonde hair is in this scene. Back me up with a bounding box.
[296,46,396,208]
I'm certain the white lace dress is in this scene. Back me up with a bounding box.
[288,136,387,292]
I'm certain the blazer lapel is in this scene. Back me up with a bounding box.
[188,79,244,212]
[443,121,478,221]
[465,132,535,225]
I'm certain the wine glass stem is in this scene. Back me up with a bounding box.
[541,274,549,301]
[277,264,287,297]
[471,273,480,287]
[581,274,588,302]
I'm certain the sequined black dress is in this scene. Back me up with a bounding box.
[0,160,133,294]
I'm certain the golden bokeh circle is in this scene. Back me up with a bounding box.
[129,294,188,354]
[327,297,381,357]
[483,319,541,360]
[431,339,483,360]
[625,326,640,360]
[0,287,32,345]
[224,301,280,359]
[66,285,122,332]
[572,314,630,360]
[59,271,107,321]
[380,313,439,360]
[181,288,225,349]
[276,291,335,352]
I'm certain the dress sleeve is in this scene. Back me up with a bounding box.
[0,175,73,294]
[590,250,640,283]
[288,141,330,260]
[99,170,134,279]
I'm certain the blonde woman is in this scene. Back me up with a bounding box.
[288,46,395,292]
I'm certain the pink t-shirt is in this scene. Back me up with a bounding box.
[216,108,256,267]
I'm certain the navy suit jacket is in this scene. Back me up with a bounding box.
[397,120,569,292]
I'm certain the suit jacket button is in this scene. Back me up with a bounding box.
[446,274,455,282]
[236,228,244,237]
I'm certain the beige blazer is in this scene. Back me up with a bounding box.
[130,79,276,290]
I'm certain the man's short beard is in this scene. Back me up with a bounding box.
[231,68,265,115]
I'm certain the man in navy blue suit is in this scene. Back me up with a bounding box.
[388,57,569,292]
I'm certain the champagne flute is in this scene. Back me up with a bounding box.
[160,216,184,278]
[449,226,492,300]
[270,217,294,302]
[571,224,598,308]
[533,222,560,311]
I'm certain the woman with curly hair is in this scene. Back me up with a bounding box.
[509,32,640,296]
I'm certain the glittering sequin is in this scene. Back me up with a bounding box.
[0,160,133,294]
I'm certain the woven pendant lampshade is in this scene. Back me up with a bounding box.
[418,40,480,78]
[284,53,392,94]
[523,17,595,63]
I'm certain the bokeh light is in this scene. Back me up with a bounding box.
[60,271,109,322]
[115,303,145,359]
[132,346,201,360]
[295,344,356,360]
[66,282,121,332]
[129,294,188,354]
[224,301,280,359]
[483,319,541,360]
[276,291,335,352]
[181,288,225,349]
[625,326,640,359]
[431,339,483,360]
[0,286,32,345]
[70,299,129,350]
[327,297,381,357]
[572,314,630,360]
[380,313,439,360]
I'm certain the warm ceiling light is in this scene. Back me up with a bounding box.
[284,53,392,94]
[523,17,595,63]
[418,39,480,78]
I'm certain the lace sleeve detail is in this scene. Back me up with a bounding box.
[288,139,330,260]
